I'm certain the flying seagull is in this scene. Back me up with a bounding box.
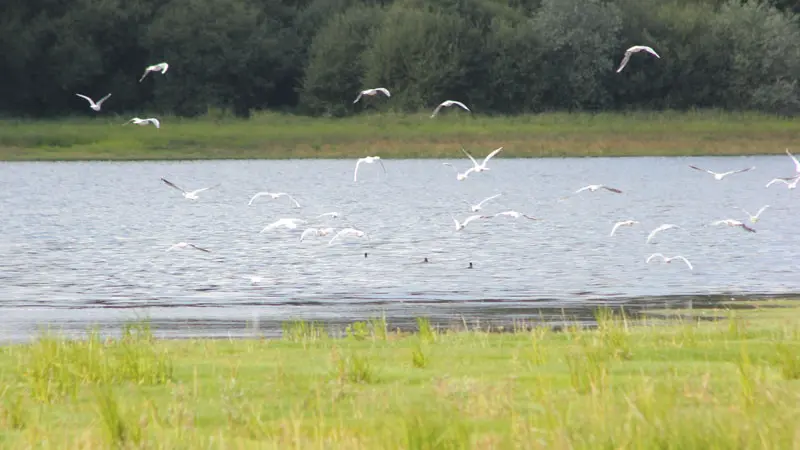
[328,227,368,245]
[711,219,756,233]
[300,227,335,242]
[353,88,391,104]
[737,206,769,223]
[452,214,489,231]
[125,117,160,128]
[646,224,680,244]
[260,218,307,233]
[646,253,693,271]
[462,147,503,173]
[491,210,538,220]
[139,62,169,82]
[248,192,301,207]
[160,178,219,200]
[609,220,639,237]
[575,185,623,194]
[442,163,475,181]
[75,93,111,112]
[616,46,660,73]
[765,176,799,189]
[166,242,210,253]
[688,165,755,180]
[431,100,471,118]
[786,149,800,174]
[354,156,386,182]
[464,194,502,212]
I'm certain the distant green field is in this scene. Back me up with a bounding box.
[0,110,798,160]
[2,301,800,448]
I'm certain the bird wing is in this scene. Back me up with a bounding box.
[729,166,755,175]
[300,228,318,241]
[452,101,470,112]
[689,165,715,175]
[610,222,624,237]
[643,46,660,58]
[787,149,800,173]
[285,194,301,207]
[161,178,187,194]
[75,94,96,106]
[615,52,632,73]
[353,93,363,104]
[96,93,112,106]
[755,205,770,217]
[646,253,666,263]
[461,147,479,168]
[675,256,693,270]
[482,147,503,165]
[138,69,150,82]
[765,178,786,187]
[430,103,445,118]
[377,88,391,97]
[328,229,350,245]
[741,223,756,233]
[188,244,211,253]
[477,194,501,207]
[602,186,623,193]
[147,118,160,128]
[353,159,364,182]
[575,185,592,194]
[189,184,219,195]
[462,215,484,226]
[377,158,387,174]
[248,192,267,205]
[159,63,169,73]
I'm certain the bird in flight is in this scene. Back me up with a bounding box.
[166,242,210,253]
[464,194,501,212]
[575,185,623,194]
[353,88,391,104]
[452,214,489,231]
[786,148,800,174]
[646,224,680,244]
[430,100,471,118]
[737,206,769,223]
[609,220,639,237]
[300,227,335,242]
[354,156,386,182]
[139,62,169,82]
[75,93,111,112]
[160,178,219,200]
[765,176,799,189]
[125,117,160,129]
[688,165,755,180]
[328,228,368,245]
[248,192,301,207]
[462,147,503,173]
[442,163,475,181]
[711,219,756,233]
[646,253,693,271]
[492,210,538,220]
[260,218,307,233]
[616,45,660,73]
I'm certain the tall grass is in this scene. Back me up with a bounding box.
[0,303,799,448]
[0,110,797,160]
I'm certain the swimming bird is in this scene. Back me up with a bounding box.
[737,205,769,223]
[430,100,471,118]
[260,218,307,233]
[139,62,169,82]
[688,165,755,180]
[422,257,429,264]
[766,176,800,189]
[467,262,474,269]
[300,227,335,241]
[575,185,623,194]
[452,214,489,231]
[646,253,693,271]
[464,194,502,212]
[353,88,391,104]
[442,163,475,181]
[492,210,538,220]
[248,192,301,207]
[609,220,639,237]
[166,242,210,253]
[75,93,111,111]
[616,45,660,73]
[711,219,756,233]
[646,224,680,244]
[786,148,800,174]
[462,147,503,173]
[160,178,219,200]
[125,117,160,128]
[354,156,386,182]
[328,227,368,245]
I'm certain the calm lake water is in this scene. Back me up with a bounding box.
[0,156,798,341]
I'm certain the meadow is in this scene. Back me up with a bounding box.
[1,301,800,448]
[1,110,799,161]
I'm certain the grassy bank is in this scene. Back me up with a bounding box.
[1,110,798,161]
[2,303,800,448]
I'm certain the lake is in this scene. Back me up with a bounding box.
[0,156,798,341]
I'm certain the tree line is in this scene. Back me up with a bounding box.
[1,0,799,118]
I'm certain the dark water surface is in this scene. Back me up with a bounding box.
[1,156,798,341]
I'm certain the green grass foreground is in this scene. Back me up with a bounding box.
[1,110,798,161]
[2,303,800,448]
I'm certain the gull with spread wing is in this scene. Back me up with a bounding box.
[354,156,386,182]
[786,148,800,174]
[125,117,160,128]
[300,227,335,242]
[260,218,307,233]
[689,165,755,180]
[139,62,169,82]
[452,214,490,231]
[492,210,538,220]
[75,93,111,111]
[646,224,680,244]
[765,176,799,189]
[464,194,501,212]
[609,220,639,237]
[575,184,623,194]
[646,253,693,271]
[248,192,301,207]
[462,146,503,173]
[160,178,219,200]
[737,205,769,223]
[166,242,210,253]
[616,45,660,73]
[328,227,368,245]
[353,88,391,104]
[430,100,471,118]
[711,219,756,233]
